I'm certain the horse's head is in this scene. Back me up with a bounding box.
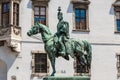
[27,23,52,39]
[27,23,43,36]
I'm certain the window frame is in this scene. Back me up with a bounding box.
[34,53,47,73]
[32,1,49,26]
[31,50,50,77]
[34,6,46,25]
[72,2,90,32]
[114,10,120,33]
[0,0,20,28]
[113,0,120,33]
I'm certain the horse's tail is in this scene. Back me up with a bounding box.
[82,40,92,66]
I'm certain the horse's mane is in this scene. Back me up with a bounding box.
[38,23,52,35]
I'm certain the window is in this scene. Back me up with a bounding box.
[31,0,49,26]
[35,53,47,73]
[34,6,46,25]
[31,50,49,77]
[2,2,10,27]
[0,0,20,27]
[75,8,86,30]
[74,57,90,76]
[117,54,120,77]
[71,0,90,31]
[115,11,120,32]
[113,0,120,33]
[13,3,19,26]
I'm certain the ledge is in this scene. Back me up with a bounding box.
[72,29,90,32]
[31,0,50,2]
[43,76,90,80]
[114,31,120,34]
[31,50,46,54]
[71,0,90,5]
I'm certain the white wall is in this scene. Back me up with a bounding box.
[91,45,118,80]
[0,0,120,80]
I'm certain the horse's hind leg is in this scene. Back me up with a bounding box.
[49,56,56,76]
[85,42,92,68]
[77,55,86,66]
[76,47,87,66]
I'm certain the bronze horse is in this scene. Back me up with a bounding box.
[27,23,92,76]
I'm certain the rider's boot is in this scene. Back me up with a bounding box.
[59,50,69,60]
[59,43,69,60]
[58,41,66,56]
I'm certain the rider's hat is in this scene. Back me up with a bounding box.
[57,6,63,16]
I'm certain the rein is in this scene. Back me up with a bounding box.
[31,35,42,41]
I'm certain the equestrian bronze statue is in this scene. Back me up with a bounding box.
[27,7,92,76]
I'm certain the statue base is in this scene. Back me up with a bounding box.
[43,76,90,80]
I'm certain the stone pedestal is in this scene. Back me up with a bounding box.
[43,76,90,80]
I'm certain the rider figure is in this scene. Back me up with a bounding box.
[55,7,70,57]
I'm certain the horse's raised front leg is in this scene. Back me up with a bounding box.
[50,57,56,76]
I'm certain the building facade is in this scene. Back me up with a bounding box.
[0,0,120,80]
